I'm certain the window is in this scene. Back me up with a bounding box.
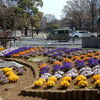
[52,31,58,35]
[58,30,65,34]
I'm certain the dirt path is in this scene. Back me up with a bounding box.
[0,67,46,100]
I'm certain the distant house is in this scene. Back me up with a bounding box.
[0,0,18,7]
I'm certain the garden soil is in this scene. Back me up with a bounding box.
[0,67,46,100]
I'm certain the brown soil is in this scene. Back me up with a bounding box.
[0,67,46,100]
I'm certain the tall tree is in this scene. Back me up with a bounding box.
[62,0,90,29]
[17,0,43,36]
[0,6,19,47]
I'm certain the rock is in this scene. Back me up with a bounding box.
[4,85,15,91]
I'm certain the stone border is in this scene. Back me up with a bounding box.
[21,89,100,100]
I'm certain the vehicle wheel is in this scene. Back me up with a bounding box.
[90,35,95,38]
[47,38,51,40]
[74,36,79,40]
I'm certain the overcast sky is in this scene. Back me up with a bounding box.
[39,0,67,19]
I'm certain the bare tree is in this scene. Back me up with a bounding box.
[0,6,19,47]
[44,14,57,24]
[62,0,98,31]
[62,0,89,29]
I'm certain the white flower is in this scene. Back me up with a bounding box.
[92,65,100,71]
[93,69,100,75]
[81,71,93,77]
[54,74,62,79]
[67,68,77,74]
[40,73,51,79]
[55,71,64,75]
[79,67,91,72]
[66,72,78,78]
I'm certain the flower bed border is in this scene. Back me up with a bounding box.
[1,58,39,79]
[20,88,100,100]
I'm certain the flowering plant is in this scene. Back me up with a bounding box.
[2,67,13,73]
[53,61,62,66]
[52,65,62,71]
[66,69,78,78]
[0,71,8,84]
[71,56,81,61]
[38,78,46,83]
[92,74,100,81]
[81,70,93,77]
[40,66,50,74]
[87,58,99,67]
[8,74,19,82]
[75,60,86,69]
[76,75,87,82]
[61,62,73,72]
[95,80,100,88]
[40,73,51,79]
[78,80,88,88]
[2,67,19,83]
[63,58,72,63]
[46,80,55,87]
[54,71,64,75]
[83,57,90,61]
[0,47,5,51]
[92,65,100,70]
[39,63,48,68]
[48,76,57,82]
[60,80,70,88]
[93,69,100,75]
[33,80,43,87]
[54,73,63,79]
[62,76,72,82]
[79,67,91,73]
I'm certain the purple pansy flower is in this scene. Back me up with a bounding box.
[75,60,86,69]
[87,58,99,67]
[40,66,50,74]
[61,62,73,72]
[52,65,62,71]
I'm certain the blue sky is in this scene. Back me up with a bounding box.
[39,0,67,19]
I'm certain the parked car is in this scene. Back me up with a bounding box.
[47,29,71,42]
[70,30,97,39]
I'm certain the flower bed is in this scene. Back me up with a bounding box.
[1,47,100,100]
[1,47,100,90]
[0,66,25,85]
[30,47,100,90]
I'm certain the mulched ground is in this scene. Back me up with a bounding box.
[0,67,46,100]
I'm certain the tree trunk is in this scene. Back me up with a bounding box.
[1,39,7,48]
[32,28,34,38]
[79,20,82,30]
[25,27,28,36]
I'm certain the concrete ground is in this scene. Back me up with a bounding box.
[10,38,82,48]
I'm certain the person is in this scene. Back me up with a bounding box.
[35,29,39,35]
[72,37,75,45]
[16,30,21,41]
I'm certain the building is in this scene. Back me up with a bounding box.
[0,0,18,7]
